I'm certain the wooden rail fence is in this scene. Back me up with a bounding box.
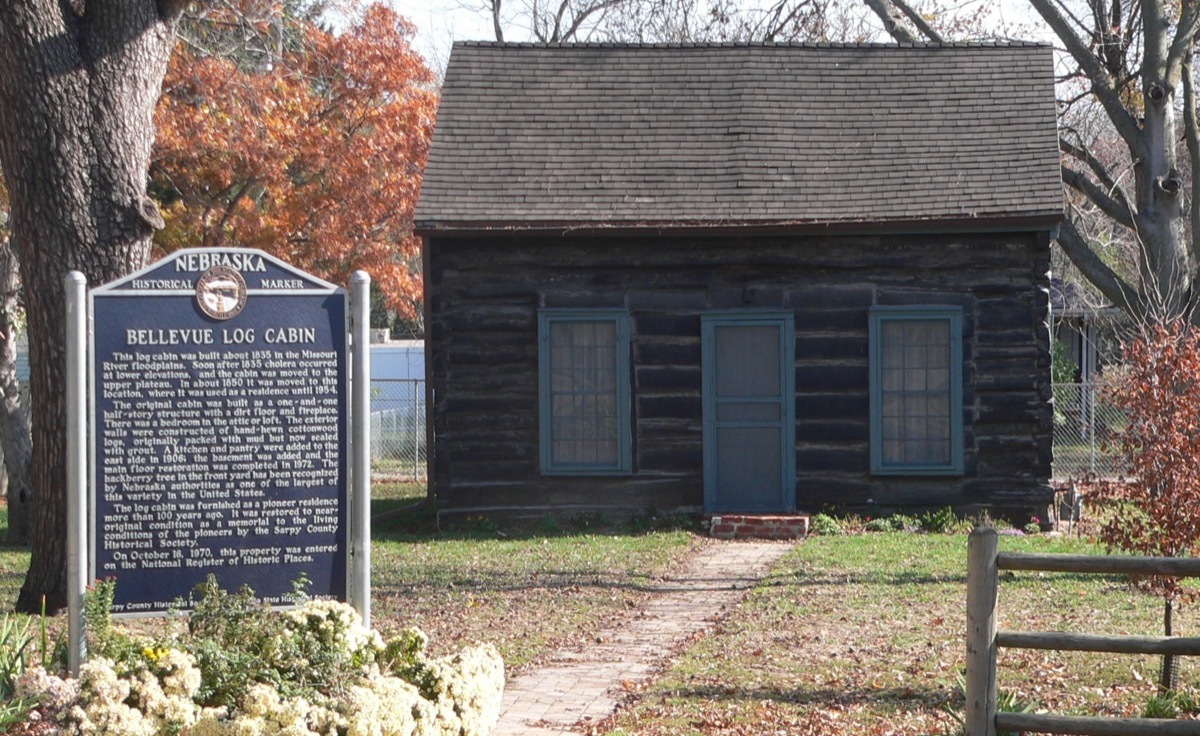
[966,527,1200,736]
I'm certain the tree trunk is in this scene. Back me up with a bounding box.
[0,245,32,547]
[0,1,187,613]
[1135,48,1189,321]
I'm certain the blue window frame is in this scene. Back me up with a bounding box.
[538,309,632,475]
[869,306,964,475]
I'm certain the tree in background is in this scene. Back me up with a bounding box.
[466,0,873,45]
[1089,322,1200,691]
[0,181,31,548]
[0,0,435,611]
[0,1,191,613]
[153,0,436,320]
[867,0,1200,325]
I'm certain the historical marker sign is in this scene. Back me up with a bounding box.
[90,248,349,614]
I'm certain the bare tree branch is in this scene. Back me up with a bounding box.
[1183,49,1200,288]
[1062,165,1137,230]
[1142,0,1168,86]
[559,0,628,41]
[862,0,919,43]
[1060,135,1123,195]
[1166,0,1200,87]
[1028,0,1146,161]
[890,0,942,43]
[1056,217,1146,319]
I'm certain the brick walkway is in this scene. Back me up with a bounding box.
[491,540,794,735]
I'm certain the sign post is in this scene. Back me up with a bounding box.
[349,272,371,627]
[66,272,87,675]
[67,248,367,629]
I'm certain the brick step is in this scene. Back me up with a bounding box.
[708,514,809,540]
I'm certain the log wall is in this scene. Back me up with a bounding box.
[425,230,1053,519]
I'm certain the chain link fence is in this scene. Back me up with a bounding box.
[368,378,1125,482]
[1052,382,1125,479]
[371,379,426,480]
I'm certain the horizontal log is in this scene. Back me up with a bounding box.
[876,290,975,310]
[998,631,1200,656]
[636,365,701,390]
[796,446,868,472]
[634,313,701,337]
[998,552,1200,577]
[637,395,701,419]
[624,290,708,310]
[995,712,1200,736]
[792,334,868,359]
[542,290,628,309]
[793,308,865,331]
[795,364,867,391]
[795,420,868,443]
[709,285,786,308]
[787,284,875,310]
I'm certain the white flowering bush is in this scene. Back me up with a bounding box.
[11,578,504,736]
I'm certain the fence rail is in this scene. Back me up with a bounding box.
[1052,382,1124,478]
[965,528,1200,736]
[370,378,426,481]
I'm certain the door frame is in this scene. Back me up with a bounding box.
[701,311,796,514]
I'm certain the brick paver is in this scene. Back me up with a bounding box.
[491,540,794,735]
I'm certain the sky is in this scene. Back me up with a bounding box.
[386,0,1053,78]
[389,0,494,74]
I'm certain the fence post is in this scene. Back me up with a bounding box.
[412,379,420,481]
[966,527,999,736]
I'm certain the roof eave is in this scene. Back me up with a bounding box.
[414,212,1064,238]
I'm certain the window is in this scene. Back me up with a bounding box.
[538,309,631,474]
[869,306,963,475]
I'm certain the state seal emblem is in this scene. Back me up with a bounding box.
[195,265,247,320]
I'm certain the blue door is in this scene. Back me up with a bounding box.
[702,313,795,513]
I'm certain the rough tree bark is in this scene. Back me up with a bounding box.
[0,1,191,613]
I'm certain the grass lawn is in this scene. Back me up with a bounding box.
[2,486,1199,735]
[370,490,701,671]
[598,531,1200,735]
[0,483,701,680]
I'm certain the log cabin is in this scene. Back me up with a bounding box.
[415,42,1063,522]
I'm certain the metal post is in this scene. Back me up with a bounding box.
[349,272,371,627]
[1087,382,1097,474]
[65,272,88,675]
[965,527,999,736]
[412,379,420,480]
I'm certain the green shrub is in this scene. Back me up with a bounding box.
[539,514,564,535]
[82,578,145,668]
[1143,689,1199,718]
[919,507,959,534]
[942,676,1038,736]
[863,518,892,532]
[0,613,38,730]
[809,513,842,536]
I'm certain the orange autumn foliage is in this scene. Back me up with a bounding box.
[1090,322,1200,603]
[152,2,436,318]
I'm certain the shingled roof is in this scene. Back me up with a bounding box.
[415,42,1063,232]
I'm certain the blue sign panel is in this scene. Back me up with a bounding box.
[90,249,348,614]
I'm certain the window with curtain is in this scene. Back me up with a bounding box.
[869,306,963,475]
[538,310,631,474]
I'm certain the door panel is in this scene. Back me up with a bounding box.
[702,314,795,513]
